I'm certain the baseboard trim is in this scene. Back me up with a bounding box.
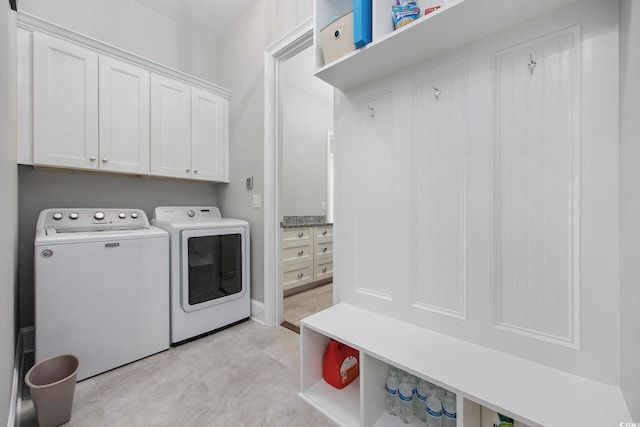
[250,299,265,325]
[8,326,33,427]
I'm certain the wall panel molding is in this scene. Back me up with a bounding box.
[411,64,469,320]
[490,26,581,348]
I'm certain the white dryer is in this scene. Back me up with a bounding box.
[34,208,170,380]
[152,207,250,344]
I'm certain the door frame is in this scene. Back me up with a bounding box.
[263,18,313,327]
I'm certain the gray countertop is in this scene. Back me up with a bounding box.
[280,215,333,229]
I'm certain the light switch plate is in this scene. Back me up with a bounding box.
[246,176,253,190]
[252,194,262,208]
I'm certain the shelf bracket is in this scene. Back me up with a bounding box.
[528,54,537,76]
[433,85,441,100]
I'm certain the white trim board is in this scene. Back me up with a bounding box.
[263,18,314,327]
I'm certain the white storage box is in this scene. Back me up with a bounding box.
[320,11,355,65]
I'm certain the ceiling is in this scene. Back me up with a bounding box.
[132,0,261,41]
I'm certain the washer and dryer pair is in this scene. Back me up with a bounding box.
[34,206,249,380]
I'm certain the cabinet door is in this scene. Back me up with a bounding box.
[191,87,226,181]
[150,73,191,179]
[33,32,98,169]
[99,56,150,175]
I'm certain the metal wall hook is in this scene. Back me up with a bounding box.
[433,85,441,100]
[528,53,537,76]
[368,105,375,118]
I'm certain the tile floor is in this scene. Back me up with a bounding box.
[20,321,337,427]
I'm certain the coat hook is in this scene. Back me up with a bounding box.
[433,85,441,100]
[368,105,375,118]
[528,53,537,76]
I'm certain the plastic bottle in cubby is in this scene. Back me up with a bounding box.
[414,380,430,422]
[426,391,443,427]
[398,376,414,423]
[442,390,457,427]
[385,373,401,415]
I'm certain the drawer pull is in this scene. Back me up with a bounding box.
[297,272,304,279]
[322,266,328,273]
[297,249,304,256]
[322,230,327,235]
[297,231,304,238]
[322,246,328,252]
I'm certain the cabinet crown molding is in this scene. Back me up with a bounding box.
[17,11,231,99]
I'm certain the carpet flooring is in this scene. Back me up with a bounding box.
[282,283,333,333]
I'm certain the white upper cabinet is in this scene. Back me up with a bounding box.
[150,74,192,179]
[18,14,231,182]
[33,32,99,169]
[99,56,150,175]
[190,87,226,182]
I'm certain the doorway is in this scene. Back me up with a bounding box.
[264,19,334,329]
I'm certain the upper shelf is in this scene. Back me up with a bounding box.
[314,0,586,91]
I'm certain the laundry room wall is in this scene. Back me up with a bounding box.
[18,0,217,81]
[282,71,333,217]
[216,0,313,308]
[14,0,225,330]
[0,1,17,424]
[619,0,640,419]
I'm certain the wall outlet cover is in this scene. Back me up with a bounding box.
[252,194,262,208]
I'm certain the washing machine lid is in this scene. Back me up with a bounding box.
[35,208,168,244]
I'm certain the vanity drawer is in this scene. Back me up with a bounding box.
[314,260,333,281]
[282,241,313,265]
[283,227,312,243]
[314,241,334,260]
[313,225,333,240]
[283,261,313,291]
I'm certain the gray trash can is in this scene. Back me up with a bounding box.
[25,354,79,427]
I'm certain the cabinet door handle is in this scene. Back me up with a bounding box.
[322,266,328,273]
[185,168,190,172]
[297,231,304,238]
[297,272,304,279]
[102,158,108,163]
[297,249,304,256]
[322,246,328,252]
[322,230,327,235]
[90,157,96,161]
[193,169,198,173]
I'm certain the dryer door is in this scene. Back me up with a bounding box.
[180,227,246,312]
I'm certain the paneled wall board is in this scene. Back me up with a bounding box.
[354,90,395,300]
[491,27,581,347]
[411,64,469,319]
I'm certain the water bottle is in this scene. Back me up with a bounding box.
[442,391,457,427]
[398,377,414,423]
[414,380,430,422]
[426,392,443,427]
[385,374,400,415]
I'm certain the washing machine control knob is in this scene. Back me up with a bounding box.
[131,212,139,219]
[187,210,195,218]
[52,212,63,220]
[94,211,105,220]
[69,212,79,220]
[118,212,126,219]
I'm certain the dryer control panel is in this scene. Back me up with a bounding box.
[153,206,222,222]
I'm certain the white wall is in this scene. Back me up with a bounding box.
[18,0,217,82]
[0,1,17,424]
[619,0,640,420]
[216,0,313,304]
[282,81,333,216]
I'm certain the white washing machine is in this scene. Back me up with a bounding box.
[152,206,250,344]
[34,208,170,380]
